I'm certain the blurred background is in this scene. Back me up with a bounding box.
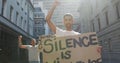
[0,0,120,63]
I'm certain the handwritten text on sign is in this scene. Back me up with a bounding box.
[39,32,102,63]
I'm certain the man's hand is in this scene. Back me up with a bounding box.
[18,35,22,42]
[53,0,60,6]
[18,35,27,49]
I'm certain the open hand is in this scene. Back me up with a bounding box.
[53,0,60,6]
[18,35,22,41]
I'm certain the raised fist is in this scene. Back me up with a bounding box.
[54,0,60,6]
[18,35,22,40]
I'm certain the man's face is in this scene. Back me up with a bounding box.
[31,39,36,46]
[63,16,73,29]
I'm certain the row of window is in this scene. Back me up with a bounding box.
[91,2,120,32]
[0,0,33,33]
[34,14,42,18]
[100,34,120,53]
[34,12,45,18]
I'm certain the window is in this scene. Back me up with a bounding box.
[24,20,26,30]
[98,17,101,31]
[21,8,23,11]
[108,38,112,52]
[16,12,19,24]
[25,12,27,15]
[17,2,19,5]
[35,21,40,24]
[115,3,120,19]
[25,2,26,6]
[34,14,37,17]
[105,11,109,25]
[20,17,23,27]
[10,6,13,21]
[2,0,7,15]
[91,21,95,32]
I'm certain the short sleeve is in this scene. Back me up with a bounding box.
[56,27,63,33]
[55,27,64,37]
[26,45,31,49]
[74,31,81,35]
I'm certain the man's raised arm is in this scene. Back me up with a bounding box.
[18,35,27,49]
[46,0,59,34]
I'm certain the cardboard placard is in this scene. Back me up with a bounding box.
[38,32,102,63]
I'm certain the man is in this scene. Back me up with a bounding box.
[45,1,102,61]
[18,35,42,63]
[46,0,80,37]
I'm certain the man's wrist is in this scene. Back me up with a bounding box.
[52,4,57,9]
[19,41,22,45]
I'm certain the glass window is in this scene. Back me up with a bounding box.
[98,17,101,31]
[16,12,19,24]
[115,3,120,19]
[10,6,13,21]
[2,0,7,15]
[105,11,109,25]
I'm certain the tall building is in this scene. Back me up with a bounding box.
[0,0,34,63]
[77,0,120,63]
[33,7,45,40]
[33,0,54,35]
[33,0,46,40]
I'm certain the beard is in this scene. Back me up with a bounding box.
[65,24,72,29]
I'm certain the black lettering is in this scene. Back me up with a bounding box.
[61,51,71,59]
[65,51,71,59]
[73,37,82,48]
[96,58,102,63]
[66,38,73,48]
[61,52,64,59]
[88,58,102,63]
[89,34,98,45]
[54,60,56,63]
[43,39,53,53]
[55,41,58,51]
[88,59,96,63]
[82,36,89,47]
[56,58,60,63]
[59,40,66,50]
[76,61,85,63]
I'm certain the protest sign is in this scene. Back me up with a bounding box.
[38,32,102,63]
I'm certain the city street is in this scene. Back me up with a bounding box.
[0,0,120,63]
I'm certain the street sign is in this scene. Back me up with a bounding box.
[38,32,102,63]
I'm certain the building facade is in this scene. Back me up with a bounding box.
[33,0,46,40]
[0,0,34,63]
[77,0,120,63]
[33,7,45,40]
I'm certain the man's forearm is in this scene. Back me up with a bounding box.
[18,39,27,49]
[46,1,58,33]
[46,4,57,21]
[18,41,22,47]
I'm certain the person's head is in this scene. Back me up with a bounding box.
[30,38,36,46]
[63,13,74,31]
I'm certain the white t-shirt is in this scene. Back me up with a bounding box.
[55,27,80,37]
[26,45,40,63]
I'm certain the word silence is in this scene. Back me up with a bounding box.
[39,32,102,63]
